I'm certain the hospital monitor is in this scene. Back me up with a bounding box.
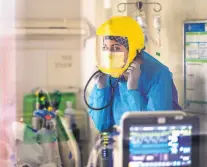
[121,112,200,167]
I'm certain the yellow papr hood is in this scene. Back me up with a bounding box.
[96,16,145,78]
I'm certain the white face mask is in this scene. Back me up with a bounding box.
[101,51,125,69]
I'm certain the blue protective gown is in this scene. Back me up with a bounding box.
[88,51,182,132]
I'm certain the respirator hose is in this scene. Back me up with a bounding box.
[84,70,120,111]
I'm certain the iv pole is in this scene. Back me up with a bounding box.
[117,1,162,13]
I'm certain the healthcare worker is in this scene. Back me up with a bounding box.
[85,16,182,132]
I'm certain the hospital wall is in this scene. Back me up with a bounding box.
[15,0,82,114]
[145,0,207,107]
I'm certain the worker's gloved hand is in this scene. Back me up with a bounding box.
[93,67,107,89]
[123,61,141,90]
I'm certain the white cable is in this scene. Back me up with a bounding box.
[86,134,111,167]
[86,135,103,167]
[86,148,97,167]
[86,137,116,167]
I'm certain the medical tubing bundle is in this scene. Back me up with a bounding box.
[84,70,121,111]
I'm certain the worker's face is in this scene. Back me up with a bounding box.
[102,39,129,62]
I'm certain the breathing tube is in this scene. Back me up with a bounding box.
[84,50,144,111]
[83,70,122,111]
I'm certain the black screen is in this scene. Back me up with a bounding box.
[128,125,192,167]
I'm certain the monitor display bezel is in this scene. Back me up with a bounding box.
[122,116,200,167]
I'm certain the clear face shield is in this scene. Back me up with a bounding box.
[96,36,129,78]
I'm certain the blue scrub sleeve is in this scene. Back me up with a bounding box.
[88,85,115,132]
[119,82,146,111]
[146,70,173,110]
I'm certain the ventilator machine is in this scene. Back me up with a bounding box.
[10,88,82,167]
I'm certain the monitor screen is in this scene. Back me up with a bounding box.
[128,125,192,167]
